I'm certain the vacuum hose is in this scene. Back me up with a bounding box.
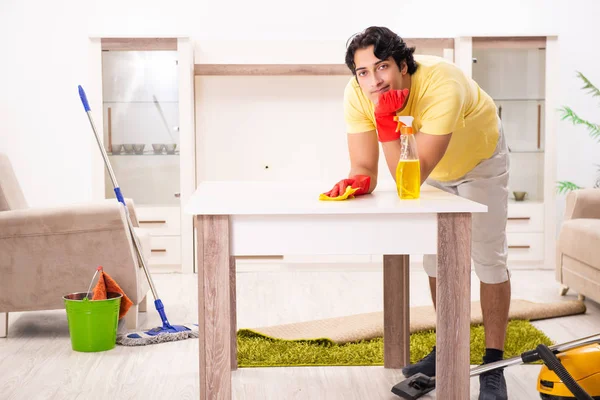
[536,344,594,400]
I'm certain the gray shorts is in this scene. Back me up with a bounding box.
[423,118,511,284]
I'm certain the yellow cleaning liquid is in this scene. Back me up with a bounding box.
[395,159,421,199]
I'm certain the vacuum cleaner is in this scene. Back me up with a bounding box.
[391,332,600,400]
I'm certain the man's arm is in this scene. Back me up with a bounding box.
[348,130,379,193]
[381,131,451,185]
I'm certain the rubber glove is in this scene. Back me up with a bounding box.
[374,88,410,142]
[319,175,371,201]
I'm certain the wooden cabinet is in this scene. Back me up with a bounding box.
[136,206,182,271]
[507,201,545,262]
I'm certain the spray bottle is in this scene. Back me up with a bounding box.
[394,116,420,199]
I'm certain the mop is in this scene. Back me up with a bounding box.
[78,85,198,346]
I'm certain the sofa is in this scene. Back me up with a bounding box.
[0,153,151,337]
[557,188,600,304]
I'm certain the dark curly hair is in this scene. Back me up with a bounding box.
[345,26,418,76]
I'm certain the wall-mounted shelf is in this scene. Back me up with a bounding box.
[194,64,351,76]
[193,38,456,76]
[101,38,178,51]
[473,36,547,49]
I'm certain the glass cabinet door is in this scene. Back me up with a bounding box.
[472,40,546,202]
[101,50,180,206]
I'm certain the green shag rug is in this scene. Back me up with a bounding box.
[237,319,553,367]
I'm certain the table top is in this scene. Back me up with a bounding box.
[184,181,488,216]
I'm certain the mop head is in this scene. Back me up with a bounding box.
[117,323,199,346]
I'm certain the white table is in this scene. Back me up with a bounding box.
[185,181,487,399]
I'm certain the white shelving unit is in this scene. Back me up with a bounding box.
[193,36,558,270]
[88,36,556,273]
[88,37,196,274]
[193,39,457,268]
[469,36,558,268]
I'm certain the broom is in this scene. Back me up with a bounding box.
[78,85,198,346]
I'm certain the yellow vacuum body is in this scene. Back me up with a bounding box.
[538,343,600,399]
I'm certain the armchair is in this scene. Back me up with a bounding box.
[557,188,600,304]
[0,153,150,337]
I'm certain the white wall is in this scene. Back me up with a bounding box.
[195,75,352,184]
[0,0,597,227]
[0,0,92,207]
[552,1,600,225]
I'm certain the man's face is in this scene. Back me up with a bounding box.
[354,45,406,104]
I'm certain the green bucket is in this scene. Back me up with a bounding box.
[63,291,122,352]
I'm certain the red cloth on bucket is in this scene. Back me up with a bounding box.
[92,270,133,320]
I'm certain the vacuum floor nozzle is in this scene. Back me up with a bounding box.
[391,373,436,399]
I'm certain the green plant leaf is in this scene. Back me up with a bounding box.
[559,106,600,142]
[576,71,600,98]
[556,181,583,194]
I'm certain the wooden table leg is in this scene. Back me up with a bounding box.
[230,255,237,370]
[436,213,472,399]
[197,215,232,400]
[383,254,410,368]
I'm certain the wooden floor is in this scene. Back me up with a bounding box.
[1,265,598,399]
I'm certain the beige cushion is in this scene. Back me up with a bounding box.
[559,218,600,270]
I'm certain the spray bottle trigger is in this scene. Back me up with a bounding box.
[393,116,406,133]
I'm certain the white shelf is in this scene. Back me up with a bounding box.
[103,101,179,104]
[108,153,180,156]
[508,199,543,204]
[494,98,545,102]
[509,149,544,153]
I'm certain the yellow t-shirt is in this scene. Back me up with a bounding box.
[343,54,499,182]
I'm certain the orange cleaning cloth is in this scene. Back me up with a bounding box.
[92,270,134,320]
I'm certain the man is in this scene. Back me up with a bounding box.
[325,26,511,399]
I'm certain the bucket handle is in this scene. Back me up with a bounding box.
[84,266,103,300]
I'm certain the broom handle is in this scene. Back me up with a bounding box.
[78,86,173,328]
